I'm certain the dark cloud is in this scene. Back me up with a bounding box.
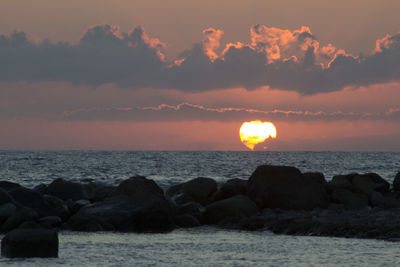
[0,24,400,94]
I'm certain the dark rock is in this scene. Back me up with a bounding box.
[326,174,354,192]
[42,194,69,220]
[69,177,174,232]
[70,199,91,215]
[176,202,202,215]
[8,187,68,219]
[303,172,327,184]
[0,181,22,192]
[86,220,104,232]
[0,188,14,205]
[171,193,195,206]
[166,177,217,206]
[239,217,265,231]
[0,203,17,222]
[203,195,259,224]
[46,178,89,201]
[352,173,390,197]
[84,181,115,202]
[330,188,369,209]
[33,184,48,195]
[213,178,247,201]
[1,228,58,258]
[1,206,38,233]
[247,165,329,210]
[18,221,43,229]
[38,216,62,228]
[174,214,201,228]
[370,192,400,208]
[393,172,400,192]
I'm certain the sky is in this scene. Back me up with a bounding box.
[1,0,400,150]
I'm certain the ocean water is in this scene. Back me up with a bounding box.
[1,150,400,266]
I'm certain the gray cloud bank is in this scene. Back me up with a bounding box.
[1,24,400,94]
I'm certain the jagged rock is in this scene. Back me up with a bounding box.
[1,207,38,233]
[213,178,247,201]
[330,188,369,209]
[84,181,115,202]
[174,214,201,228]
[393,172,400,192]
[247,165,329,210]
[0,181,22,192]
[46,178,89,201]
[167,177,217,206]
[0,188,14,205]
[69,176,174,232]
[38,216,62,228]
[8,187,68,219]
[303,172,327,184]
[203,195,259,224]
[326,175,355,192]
[1,228,58,258]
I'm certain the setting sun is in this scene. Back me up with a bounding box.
[239,120,277,150]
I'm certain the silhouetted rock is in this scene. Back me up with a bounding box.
[1,228,58,258]
[0,181,22,192]
[393,172,400,192]
[203,195,259,224]
[38,216,62,228]
[8,187,68,219]
[330,188,369,209]
[166,177,217,206]
[0,203,16,222]
[69,176,174,232]
[1,206,38,233]
[213,178,247,201]
[46,178,89,201]
[303,172,327,184]
[174,214,201,228]
[84,181,115,202]
[247,165,329,210]
[326,174,355,192]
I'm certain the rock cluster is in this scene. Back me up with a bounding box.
[1,165,400,257]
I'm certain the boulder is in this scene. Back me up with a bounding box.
[166,177,217,206]
[326,175,354,192]
[213,178,247,201]
[69,176,174,232]
[330,188,369,209]
[0,203,17,222]
[46,178,88,201]
[303,172,327,184]
[8,187,68,219]
[1,206,38,233]
[370,192,400,208]
[0,188,14,205]
[0,181,22,192]
[1,228,58,258]
[247,165,329,210]
[174,214,201,228]
[38,216,62,228]
[203,195,259,224]
[84,181,115,202]
[393,172,400,192]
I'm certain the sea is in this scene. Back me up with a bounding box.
[1,150,400,266]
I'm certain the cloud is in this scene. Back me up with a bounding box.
[0,24,400,94]
[62,102,400,122]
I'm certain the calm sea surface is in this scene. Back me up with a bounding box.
[1,151,400,266]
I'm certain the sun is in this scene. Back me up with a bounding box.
[239,120,277,150]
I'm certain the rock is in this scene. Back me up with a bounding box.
[352,175,376,197]
[303,172,327,184]
[326,175,354,192]
[1,228,58,258]
[174,214,201,228]
[33,184,48,195]
[38,216,62,228]
[46,178,89,201]
[203,195,259,224]
[1,206,38,233]
[0,203,17,222]
[69,176,174,232]
[8,187,68,219]
[0,188,14,205]
[171,193,195,206]
[176,202,202,215]
[213,178,247,201]
[393,172,400,192]
[18,221,43,229]
[370,192,400,208]
[330,188,369,209]
[0,181,22,192]
[84,181,115,202]
[70,199,91,215]
[166,177,217,206]
[247,165,329,210]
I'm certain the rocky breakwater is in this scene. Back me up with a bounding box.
[0,165,400,254]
